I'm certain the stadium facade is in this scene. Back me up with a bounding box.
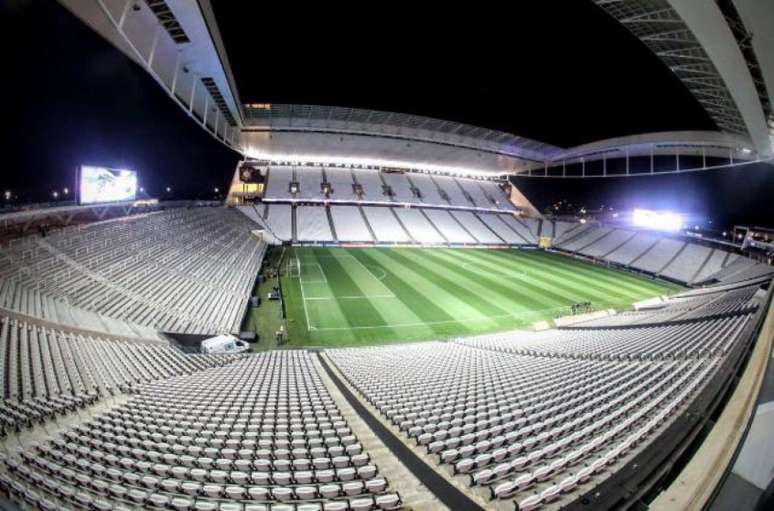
[1,2,774,511]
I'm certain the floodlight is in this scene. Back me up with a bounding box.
[632,209,683,231]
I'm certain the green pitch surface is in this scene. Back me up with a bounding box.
[279,247,681,346]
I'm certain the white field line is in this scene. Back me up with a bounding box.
[304,294,397,301]
[295,257,314,331]
[334,252,396,298]
[299,262,328,284]
[310,307,571,332]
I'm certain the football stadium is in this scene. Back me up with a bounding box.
[2,1,774,511]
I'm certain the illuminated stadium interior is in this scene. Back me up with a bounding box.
[2,1,774,511]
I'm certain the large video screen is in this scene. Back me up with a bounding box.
[79,166,138,204]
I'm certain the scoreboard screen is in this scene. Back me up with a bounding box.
[79,166,138,204]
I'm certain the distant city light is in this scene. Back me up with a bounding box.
[214,187,219,193]
[52,191,59,198]
[63,187,69,195]
[694,225,700,230]
[722,231,728,237]
[738,234,743,240]
[580,218,587,224]
[165,187,171,193]
[3,190,10,200]
[612,212,619,218]
[632,209,683,232]
[140,187,145,193]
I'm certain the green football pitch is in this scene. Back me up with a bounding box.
[277,246,682,347]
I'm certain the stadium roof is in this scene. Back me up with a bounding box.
[57,0,774,174]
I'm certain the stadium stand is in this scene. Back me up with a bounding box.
[361,207,412,244]
[0,208,264,335]
[381,172,418,204]
[352,169,385,203]
[477,214,529,245]
[659,243,712,283]
[299,167,325,200]
[432,176,470,208]
[262,166,515,212]
[0,351,402,510]
[264,203,293,242]
[479,180,515,211]
[392,208,445,244]
[327,169,359,201]
[327,277,765,511]
[265,166,295,199]
[548,221,774,285]
[0,310,242,436]
[330,206,374,243]
[690,249,729,285]
[297,206,335,243]
[0,279,166,342]
[422,210,476,244]
[603,232,659,266]
[449,211,502,244]
[500,216,539,244]
[576,229,636,259]
[408,173,446,206]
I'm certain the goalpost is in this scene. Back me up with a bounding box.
[287,257,301,278]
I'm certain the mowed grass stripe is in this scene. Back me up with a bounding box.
[311,249,394,334]
[527,250,676,295]
[496,250,663,302]
[426,249,560,310]
[463,248,637,306]
[365,249,495,329]
[441,249,586,308]
[388,249,515,329]
[352,249,473,338]
[327,249,437,338]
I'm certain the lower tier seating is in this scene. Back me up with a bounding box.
[0,351,402,511]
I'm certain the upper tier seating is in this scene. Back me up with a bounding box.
[0,351,401,511]
[352,169,385,203]
[326,169,359,201]
[299,167,325,201]
[0,208,264,335]
[408,173,446,205]
[265,166,295,199]
[381,173,419,204]
[263,166,514,211]
[479,180,516,210]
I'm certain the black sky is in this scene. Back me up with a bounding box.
[213,1,715,147]
[2,0,240,203]
[2,1,772,228]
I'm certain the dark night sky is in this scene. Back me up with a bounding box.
[213,1,716,147]
[3,0,773,228]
